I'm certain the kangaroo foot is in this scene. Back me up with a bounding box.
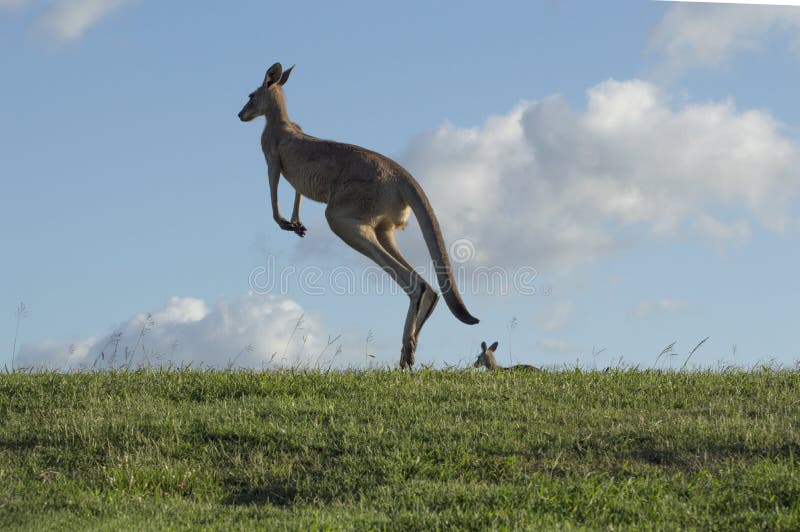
[413,285,439,343]
[400,337,417,370]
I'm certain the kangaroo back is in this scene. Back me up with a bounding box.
[504,364,541,372]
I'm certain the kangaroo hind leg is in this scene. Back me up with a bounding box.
[326,213,423,369]
[375,227,439,344]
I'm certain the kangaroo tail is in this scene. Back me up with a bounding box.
[402,180,479,325]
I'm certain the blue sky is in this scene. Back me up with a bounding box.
[2,1,800,370]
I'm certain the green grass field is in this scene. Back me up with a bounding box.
[1,368,799,530]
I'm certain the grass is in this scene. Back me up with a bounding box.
[1,368,799,530]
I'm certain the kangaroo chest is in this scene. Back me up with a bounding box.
[262,129,335,203]
[279,159,335,203]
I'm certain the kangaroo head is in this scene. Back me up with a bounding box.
[238,62,294,122]
[474,340,500,368]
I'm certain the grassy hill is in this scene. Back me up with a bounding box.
[1,368,799,530]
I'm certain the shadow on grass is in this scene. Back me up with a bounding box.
[576,432,798,471]
[0,437,43,452]
[198,430,367,508]
[222,479,300,506]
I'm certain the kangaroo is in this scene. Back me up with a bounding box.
[473,341,540,371]
[238,62,479,369]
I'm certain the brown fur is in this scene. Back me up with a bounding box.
[474,341,541,372]
[239,62,479,369]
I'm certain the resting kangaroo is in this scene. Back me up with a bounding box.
[238,62,479,369]
[474,341,540,371]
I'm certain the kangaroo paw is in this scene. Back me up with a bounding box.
[293,222,307,237]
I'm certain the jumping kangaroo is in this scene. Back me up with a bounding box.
[474,341,540,371]
[238,62,479,369]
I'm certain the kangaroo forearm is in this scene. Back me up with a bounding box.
[270,190,282,221]
[291,192,302,222]
[268,166,284,222]
[267,165,306,237]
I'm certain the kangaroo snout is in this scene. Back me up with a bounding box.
[238,99,256,122]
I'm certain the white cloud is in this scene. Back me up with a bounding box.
[542,301,573,331]
[16,294,352,369]
[649,3,800,77]
[630,298,688,319]
[537,338,572,354]
[399,79,800,270]
[41,0,131,41]
[1,0,132,42]
[695,214,751,245]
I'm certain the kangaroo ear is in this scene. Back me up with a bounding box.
[489,341,499,352]
[263,63,283,87]
[278,64,294,86]
[481,341,487,352]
